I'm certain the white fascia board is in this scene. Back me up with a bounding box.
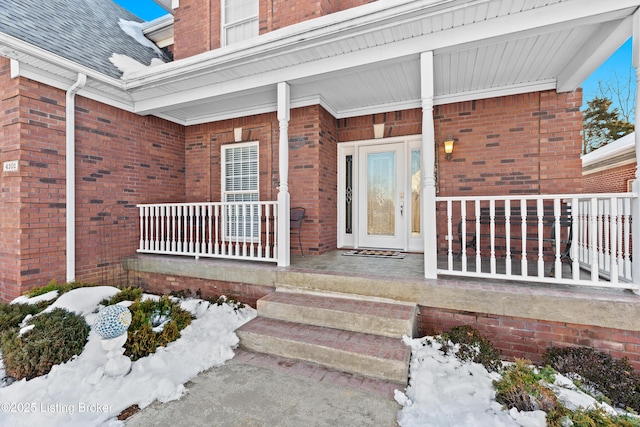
[174,94,333,126]
[126,0,638,90]
[131,0,637,115]
[12,62,135,112]
[434,79,558,106]
[0,33,124,88]
[582,132,636,168]
[557,17,632,93]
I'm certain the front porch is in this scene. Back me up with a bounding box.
[126,250,640,368]
[127,250,639,333]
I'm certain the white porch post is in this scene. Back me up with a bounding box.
[277,82,291,267]
[632,12,640,294]
[421,51,437,279]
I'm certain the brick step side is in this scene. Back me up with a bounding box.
[258,291,417,338]
[236,317,410,383]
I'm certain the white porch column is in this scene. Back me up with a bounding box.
[277,82,291,267]
[632,12,640,294]
[421,52,437,279]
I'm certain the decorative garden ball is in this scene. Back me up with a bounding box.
[94,305,132,339]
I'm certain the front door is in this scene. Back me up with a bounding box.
[357,143,406,249]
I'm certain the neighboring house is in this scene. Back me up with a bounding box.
[1,0,640,369]
[583,132,637,193]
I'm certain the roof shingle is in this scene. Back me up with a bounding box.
[0,0,170,78]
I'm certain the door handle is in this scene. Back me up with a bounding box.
[400,201,404,217]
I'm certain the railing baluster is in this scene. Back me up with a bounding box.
[461,201,467,272]
[521,198,528,277]
[475,200,481,273]
[242,204,248,257]
[624,198,632,279]
[553,198,561,279]
[505,201,511,276]
[153,206,159,251]
[139,206,145,251]
[609,197,618,285]
[214,204,220,255]
[589,198,599,283]
[489,199,496,275]
[603,199,610,274]
[537,199,544,278]
[447,200,453,270]
[571,198,579,280]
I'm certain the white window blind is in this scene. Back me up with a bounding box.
[222,0,258,46]
[222,142,259,238]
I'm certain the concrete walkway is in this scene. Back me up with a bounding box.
[125,350,401,427]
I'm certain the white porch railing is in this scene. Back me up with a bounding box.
[137,201,279,262]
[437,193,638,292]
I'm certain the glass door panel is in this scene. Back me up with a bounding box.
[358,143,405,249]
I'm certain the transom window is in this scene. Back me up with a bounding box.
[222,0,258,46]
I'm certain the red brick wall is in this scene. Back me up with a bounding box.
[173,0,219,60]
[583,163,636,194]
[74,97,185,283]
[137,271,274,308]
[0,68,185,301]
[337,110,422,142]
[1,75,68,301]
[436,90,583,197]
[336,92,583,194]
[174,0,378,60]
[418,306,640,371]
[0,58,22,301]
[184,106,338,255]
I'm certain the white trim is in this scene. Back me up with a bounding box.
[582,132,636,169]
[221,141,260,203]
[221,0,259,47]
[558,17,632,92]
[12,62,135,112]
[337,135,423,252]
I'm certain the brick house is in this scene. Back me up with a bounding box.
[1,0,640,373]
[583,132,636,193]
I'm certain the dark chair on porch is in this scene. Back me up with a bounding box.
[290,207,305,256]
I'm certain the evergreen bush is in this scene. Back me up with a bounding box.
[543,346,640,412]
[0,308,90,380]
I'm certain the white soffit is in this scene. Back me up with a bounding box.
[2,0,639,124]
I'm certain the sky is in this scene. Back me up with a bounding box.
[114,0,635,112]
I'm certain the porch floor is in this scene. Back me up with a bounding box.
[290,251,589,285]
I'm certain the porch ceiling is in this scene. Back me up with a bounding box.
[1,0,637,124]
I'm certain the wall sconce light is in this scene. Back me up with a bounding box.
[234,127,243,142]
[443,136,455,160]
[373,123,385,139]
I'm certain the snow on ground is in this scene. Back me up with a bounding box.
[395,336,627,427]
[396,336,545,427]
[0,287,256,427]
[0,288,634,427]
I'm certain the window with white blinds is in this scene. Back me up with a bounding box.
[222,0,258,46]
[222,142,259,238]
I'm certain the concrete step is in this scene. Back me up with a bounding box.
[237,317,410,383]
[257,291,418,338]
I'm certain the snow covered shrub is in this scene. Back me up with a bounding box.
[0,308,90,380]
[0,302,42,331]
[26,280,94,298]
[100,287,143,306]
[125,296,193,361]
[436,325,502,372]
[543,346,640,412]
[493,359,560,413]
[208,295,246,312]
